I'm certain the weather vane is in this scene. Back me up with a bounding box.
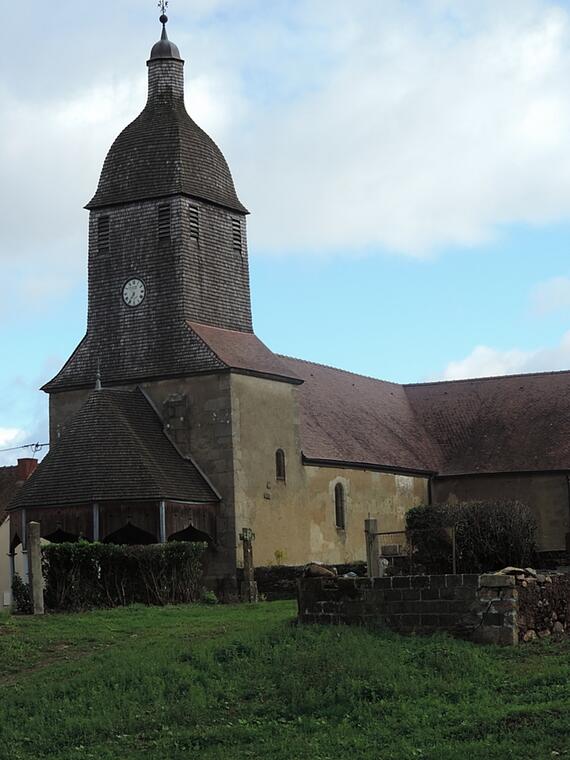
[158,0,168,17]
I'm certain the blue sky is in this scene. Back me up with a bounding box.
[3,0,570,463]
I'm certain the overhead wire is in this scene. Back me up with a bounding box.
[0,442,49,454]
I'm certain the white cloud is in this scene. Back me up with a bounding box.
[441,330,570,380]
[0,429,22,448]
[3,0,570,315]
[531,275,570,314]
[236,0,570,254]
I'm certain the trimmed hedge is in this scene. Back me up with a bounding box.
[42,541,206,611]
[406,501,537,574]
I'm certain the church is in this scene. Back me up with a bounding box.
[4,15,570,594]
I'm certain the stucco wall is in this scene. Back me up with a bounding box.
[230,373,429,566]
[432,473,570,552]
[0,517,28,609]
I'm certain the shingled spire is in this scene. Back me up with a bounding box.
[86,13,247,213]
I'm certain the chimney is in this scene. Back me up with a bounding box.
[17,458,38,482]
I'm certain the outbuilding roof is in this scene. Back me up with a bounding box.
[0,467,20,523]
[10,389,218,509]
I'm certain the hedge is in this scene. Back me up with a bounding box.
[406,500,537,574]
[42,541,207,612]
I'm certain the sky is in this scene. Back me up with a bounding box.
[3,0,570,464]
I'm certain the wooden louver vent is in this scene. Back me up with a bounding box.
[232,218,242,253]
[97,216,110,254]
[189,205,199,240]
[158,204,171,240]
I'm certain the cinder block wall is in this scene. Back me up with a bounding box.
[298,574,520,644]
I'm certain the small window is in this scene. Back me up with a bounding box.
[232,218,242,254]
[276,449,286,482]
[334,483,346,529]
[97,216,110,254]
[158,204,171,240]
[189,205,199,241]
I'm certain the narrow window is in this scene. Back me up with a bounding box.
[232,218,242,254]
[276,449,286,482]
[189,205,199,241]
[334,483,346,529]
[158,204,171,240]
[97,215,110,254]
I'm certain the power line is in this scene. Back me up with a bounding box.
[0,442,49,454]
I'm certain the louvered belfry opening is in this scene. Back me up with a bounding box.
[189,204,199,241]
[158,203,171,240]
[232,218,242,254]
[97,215,110,254]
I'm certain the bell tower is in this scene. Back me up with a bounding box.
[44,13,252,393]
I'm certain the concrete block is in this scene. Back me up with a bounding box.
[479,574,515,588]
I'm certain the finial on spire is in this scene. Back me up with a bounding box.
[95,361,102,391]
[159,0,169,26]
[149,0,182,61]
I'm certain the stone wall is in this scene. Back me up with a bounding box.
[297,573,533,645]
[517,572,570,641]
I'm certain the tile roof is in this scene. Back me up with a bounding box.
[405,370,570,475]
[280,357,570,477]
[10,388,218,510]
[86,74,247,214]
[0,467,20,523]
[278,356,441,474]
[43,324,226,392]
[188,322,302,384]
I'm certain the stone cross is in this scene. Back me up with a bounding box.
[239,527,259,603]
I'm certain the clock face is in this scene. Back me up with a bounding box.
[122,278,146,307]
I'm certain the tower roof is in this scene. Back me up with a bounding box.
[86,16,247,213]
[149,14,182,61]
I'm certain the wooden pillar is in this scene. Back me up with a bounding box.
[159,501,166,543]
[27,522,44,615]
[239,528,258,603]
[92,502,100,542]
[364,518,382,578]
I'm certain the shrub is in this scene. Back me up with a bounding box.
[11,574,33,615]
[42,541,207,612]
[406,500,537,574]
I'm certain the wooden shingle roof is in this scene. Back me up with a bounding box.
[10,389,218,510]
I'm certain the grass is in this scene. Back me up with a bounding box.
[0,602,569,759]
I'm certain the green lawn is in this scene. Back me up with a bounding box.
[1,602,569,760]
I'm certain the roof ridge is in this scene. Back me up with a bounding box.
[277,354,402,387]
[405,367,570,388]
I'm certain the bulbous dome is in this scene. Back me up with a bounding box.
[86,21,247,214]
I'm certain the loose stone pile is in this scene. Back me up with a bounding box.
[494,567,570,642]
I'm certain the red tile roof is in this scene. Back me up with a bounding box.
[188,322,302,383]
[280,358,570,477]
[278,356,441,474]
[405,370,570,475]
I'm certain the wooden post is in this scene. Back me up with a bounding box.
[92,502,100,542]
[364,518,382,578]
[159,501,166,543]
[239,528,259,603]
[27,522,44,616]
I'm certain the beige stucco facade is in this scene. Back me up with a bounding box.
[0,517,28,609]
[46,371,430,575]
[230,373,429,566]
